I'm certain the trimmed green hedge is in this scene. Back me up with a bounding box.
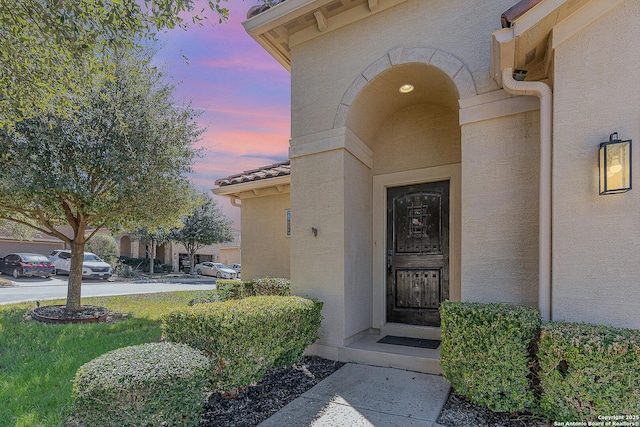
[214,278,291,302]
[72,342,211,427]
[215,279,256,301]
[188,278,291,306]
[252,277,291,296]
[161,295,322,391]
[440,301,541,413]
[538,322,640,421]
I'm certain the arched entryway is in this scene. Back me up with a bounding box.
[119,235,132,258]
[337,47,472,329]
[156,243,168,264]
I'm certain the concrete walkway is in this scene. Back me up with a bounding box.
[259,363,451,427]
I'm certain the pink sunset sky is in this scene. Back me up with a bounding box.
[155,0,291,228]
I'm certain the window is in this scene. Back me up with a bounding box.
[285,209,291,237]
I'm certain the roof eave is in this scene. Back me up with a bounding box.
[212,175,291,199]
[242,0,329,72]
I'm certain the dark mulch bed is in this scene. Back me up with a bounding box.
[199,357,549,427]
[27,305,128,324]
[32,304,546,427]
[437,392,549,427]
[200,356,345,427]
[30,304,110,323]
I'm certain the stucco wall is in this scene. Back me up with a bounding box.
[343,151,372,340]
[290,0,517,139]
[290,150,346,347]
[241,193,290,280]
[461,110,540,306]
[287,0,500,348]
[372,104,460,175]
[551,1,640,328]
[219,247,241,266]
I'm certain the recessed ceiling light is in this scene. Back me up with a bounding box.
[399,84,414,94]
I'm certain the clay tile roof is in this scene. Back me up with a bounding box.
[214,160,291,187]
[501,0,543,28]
[246,0,287,19]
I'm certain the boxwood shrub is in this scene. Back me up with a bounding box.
[215,279,256,301]
[72,342,211,427]
[214,278,291,302]
[252,277,291,296]
[162,295,322,391]
[439,301,541,413]
[537,322,640,422]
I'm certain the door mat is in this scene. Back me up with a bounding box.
[377,335,441,349]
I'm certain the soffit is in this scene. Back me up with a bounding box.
[243,0,408,71]
[502,0,591,81]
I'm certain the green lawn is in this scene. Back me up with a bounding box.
[0,291,214,427]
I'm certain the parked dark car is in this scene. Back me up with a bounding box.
[0,253,56,278]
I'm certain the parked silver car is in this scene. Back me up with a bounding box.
[227,263,241,277]
[195,262,237,279]
[49,250,112,279]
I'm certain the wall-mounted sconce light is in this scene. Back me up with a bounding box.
[599,132,632,195]
[311,227,318,237]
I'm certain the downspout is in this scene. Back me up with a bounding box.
[230,198,241,208]
[501,67,552,322]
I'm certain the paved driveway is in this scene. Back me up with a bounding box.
[0,275,217,305]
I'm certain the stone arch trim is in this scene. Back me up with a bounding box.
[334,47,477,128]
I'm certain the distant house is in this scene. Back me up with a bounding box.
[117,229,241,273]
[215,0,639,373]
[0,232,64,257]
[213,161,290,280]
[1,227,240,273]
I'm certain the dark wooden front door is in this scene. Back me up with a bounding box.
[386,181,450,326]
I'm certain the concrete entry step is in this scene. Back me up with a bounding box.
[259,363,451,427]
[340,333,443,376]
[380,323,442,340]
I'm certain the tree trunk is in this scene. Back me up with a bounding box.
[66,240,86,312]
[149,241,155,274]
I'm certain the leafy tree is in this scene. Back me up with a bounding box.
[131,226,171,274]
[0,47,201,311]
[0,0,230,128]
[169,195,233,272]
[85,233,119,267]
[0,220,36,242]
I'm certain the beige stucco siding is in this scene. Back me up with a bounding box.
[219,247,241,266]
[343,151,372,340]
[551,1,640,328]
[241,193,290,280]
[291,149,372,346]
[290,0,517,139]
[290,150,347,347]
[372,104,460,175]
[461,110,540,306]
